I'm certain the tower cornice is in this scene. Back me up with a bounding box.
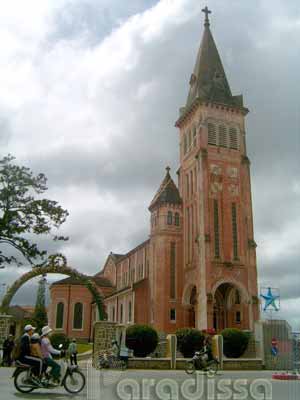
[175,99,249,128]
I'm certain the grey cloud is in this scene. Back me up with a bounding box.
[0,1,299,329]
[258,254,300,302]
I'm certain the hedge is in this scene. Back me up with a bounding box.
[221,328,250,358]
[126,324,158,357]
[176,328,205,358]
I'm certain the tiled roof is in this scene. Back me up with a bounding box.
[149,167,182,211]
[185,18,243,110]
[51,275,113,287]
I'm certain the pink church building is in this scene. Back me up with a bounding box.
[49,10,260,341]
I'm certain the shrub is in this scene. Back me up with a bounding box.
[176,328,205,358]
[221,328,250,358]
[126,324,159,357]
[50,332,70,350]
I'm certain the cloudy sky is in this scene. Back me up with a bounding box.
[0,0,299,329]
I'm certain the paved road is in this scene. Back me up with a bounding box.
[1,365,299,399]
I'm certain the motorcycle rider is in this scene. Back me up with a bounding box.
[41,326,62,384]
[19,325,42,383]
[203,336,213,360]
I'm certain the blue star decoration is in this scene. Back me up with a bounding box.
[260,287,280,312]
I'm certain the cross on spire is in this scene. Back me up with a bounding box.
[202,6,212,27]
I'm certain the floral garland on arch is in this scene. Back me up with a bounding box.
[0,253,106,320]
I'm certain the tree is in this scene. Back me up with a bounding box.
[0,155,69,267]
[32,275,48,331]
[221,328,250,358]
[126,324,159,357]
[176,328,205,358]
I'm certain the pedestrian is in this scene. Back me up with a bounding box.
[2,334,14,366]
[68,338,78,366]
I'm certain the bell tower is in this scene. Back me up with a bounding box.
[176,7,259,331]
[148,167,184,332]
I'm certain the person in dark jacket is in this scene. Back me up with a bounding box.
[19,325,42,380]
[2,334,14,366]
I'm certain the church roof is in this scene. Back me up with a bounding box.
[149,167,182,211]
[110,253,124,261]
[185,7,244,111]
[51,275,113,287]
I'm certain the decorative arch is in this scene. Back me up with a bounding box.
[0,254,106,320]
[211,278,250,303]
[212,279,249,331]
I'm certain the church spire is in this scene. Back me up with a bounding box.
[185,7,242,109]
[149,167,182,212]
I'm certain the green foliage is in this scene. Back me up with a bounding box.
[50,332,70,350]
[32,275,48,331]
[126,324,159,357]
[221,328,250,358]
[176,328,205,358]
[0,154,69,267]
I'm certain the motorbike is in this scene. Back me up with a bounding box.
[98,351,127,370]
[185,349,219,376]
[12,345,86,394]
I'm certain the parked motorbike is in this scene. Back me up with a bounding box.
[12,345,86,394]
[185,349,219,376]
[98,351,127,370]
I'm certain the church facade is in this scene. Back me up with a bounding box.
[49,10,260,341]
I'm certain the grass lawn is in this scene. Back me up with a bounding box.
[77,343,93,354]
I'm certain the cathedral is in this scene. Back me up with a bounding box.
[49,9,260,341]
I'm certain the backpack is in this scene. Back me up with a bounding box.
[12,337,21,361]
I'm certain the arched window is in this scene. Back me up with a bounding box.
[232,202,238,259]
[235,290,241,305]
[174,212,180,226]
[213,199,220,258]
[219,125,228,147]
[56,302,64,329]
[193,126,197,147]
[208,123,217,145]
[170,242,176,299]
[120,304,124,323]
[184,134,188,154]
[73,302,83,329]
[128,301,132,322]
[112,306,115,322]
[167,211,173,225]
[229,127,238,150]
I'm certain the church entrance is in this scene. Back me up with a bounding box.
[183,284,197,328]
[213,283,243,331]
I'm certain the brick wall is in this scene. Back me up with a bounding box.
[0,314,13,345]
